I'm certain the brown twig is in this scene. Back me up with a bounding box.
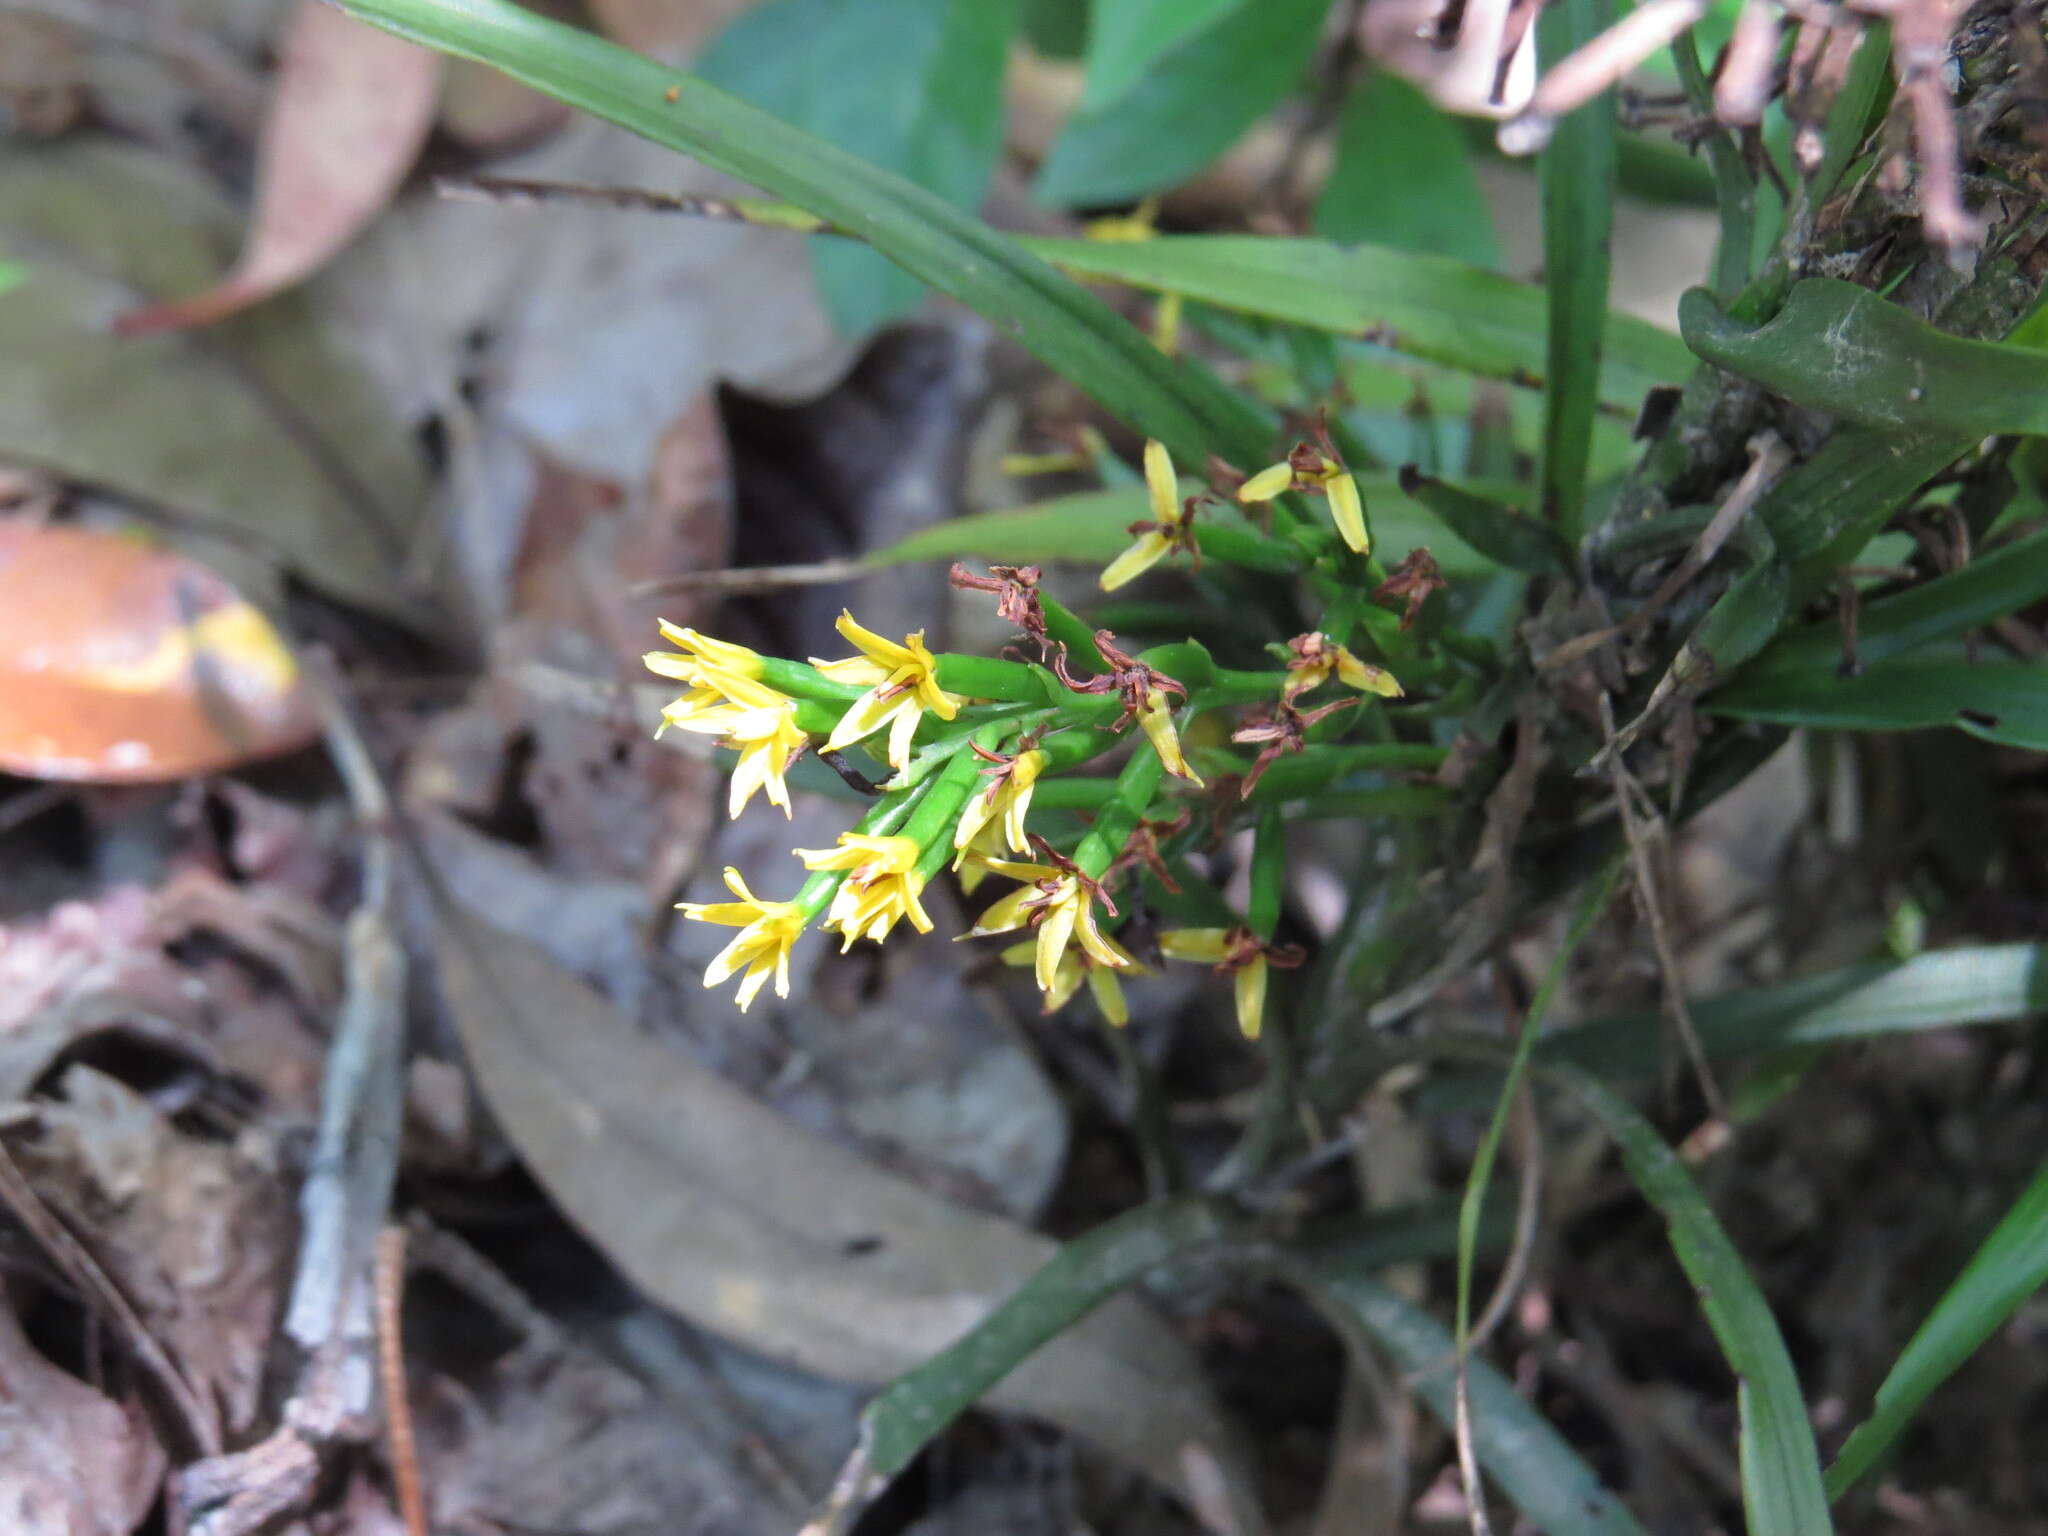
[1600,695,1727,1121]
[375,1227,429,1536]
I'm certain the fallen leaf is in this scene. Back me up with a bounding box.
[0,1294,165,1536]
[22,1064,292,1442]
[0,522,315,782]
[586,0,768,59]
[0,139,437,627]
[116,2,441,333]
[434,910,1257,1522]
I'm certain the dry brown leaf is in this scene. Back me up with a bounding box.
[23,1064,293,1441]
[433,910,1260,1526]
[116,2,441,333]
[0,1297,165,1536]
[0,522,316,782]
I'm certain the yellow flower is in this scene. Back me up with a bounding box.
[1100,440,1196,592]
[953,748,1048,863]
[1136,687,1203,785]
[644,620,765,686]
[812,610,964,773]
[969,859,1129,995]
[1002,940,1137,1025]
[677,868,806,1012]
[1158,928,1268,1039]
[796,833,934,949]
[1283,633,1403,701]
[1238,444,1369,554]
[645,625,806,818]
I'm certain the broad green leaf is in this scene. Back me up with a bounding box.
[1826,1155,2048,1497]
[1286,1250,1649,1535]
[1396,467,1570,575]
[1553,1067,1834,1535]
[1738,524,2048,679]
[1536,0,1618,543]
[1079,0,1247,110]
[868,475,1530,577]
[1709,652,2048,750]
[1020,234,1693,409]
[1036,0,1328,206]
[1683,278,2048,437]
[1317,74,1499,268]
[1750,428,1968,586]
[696,0,1016,334]
[334,0,1279,482]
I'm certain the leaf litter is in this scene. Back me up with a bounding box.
[3,3,2046,1534]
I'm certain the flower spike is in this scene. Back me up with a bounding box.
[677,868,806,1011]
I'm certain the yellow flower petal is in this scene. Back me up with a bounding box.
[1237,461,1294,503]
[1099,530,1172,592]
[1159,928,1231,963]
[1335,650,1404,698]
[1234,954,1268,1040]
[1143,439,1178,528]
[1088,964,1131,1027]
[1326,472,1369,554]
[1137,688,1203,785]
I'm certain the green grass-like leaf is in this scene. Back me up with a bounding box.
[1023,234,1690,410]
[1077,0,1247,110]
[858,1193,1241,1478]
[334,0,1277,479]
[1826,1155,2048,1497]
[1288,1248,1650,1535]
[1553,1067,1835,1535]
[1536,0,1619,542]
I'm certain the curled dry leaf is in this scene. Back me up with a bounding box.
[0,522,316,782]
[0,1296,166,1536]
[116,1,442,334]
[433,911,1258,1528]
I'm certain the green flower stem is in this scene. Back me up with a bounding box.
[1247,804,1286,942]
[1240,742,1449,799]
[792,701,849,735]
[1073,745,1166,881]
[758,656,866,704]
[1030,778,1123,812]
[1039,594,1107,672]
[935,654,1062,703]
[1193,523,1302,574]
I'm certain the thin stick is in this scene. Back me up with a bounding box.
[375,1227,429,1536]
[627,557,872,598]
[1601,695,1728,1121]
